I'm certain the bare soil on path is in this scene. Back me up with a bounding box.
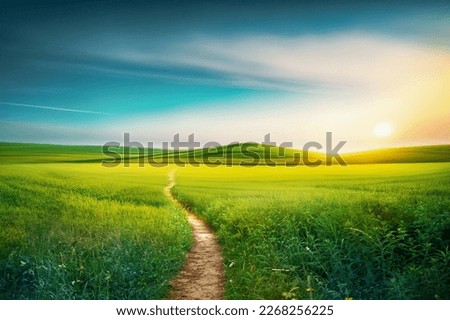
[164,170,224,300]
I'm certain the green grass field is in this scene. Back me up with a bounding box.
[0,164,191,299]
[173,164,450,299]
[0,143,449,299]
[2,142,449,165]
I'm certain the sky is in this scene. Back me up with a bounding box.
[0,0,449,151]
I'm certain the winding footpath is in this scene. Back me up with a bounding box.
[164,170,224,300]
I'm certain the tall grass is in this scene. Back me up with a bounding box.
[0,164,191,299]
[1,161,449,300]
[173,163,450,299]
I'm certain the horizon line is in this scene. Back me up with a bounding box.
[0,140,448,155]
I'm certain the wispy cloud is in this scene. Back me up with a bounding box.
[12,28,448,94]
[104,32,449,93]
[0,102,111,115]
[83,32,448,150]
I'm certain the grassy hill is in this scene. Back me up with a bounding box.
[0,142,105,163]
[141,143,322,166]
[342,145,450,164]
[0,142,159,164]
[0,142,449,165]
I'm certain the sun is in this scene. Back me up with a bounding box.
[373,122,393,138]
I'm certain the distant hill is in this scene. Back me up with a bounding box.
[0,142,158,164]
[342,145,450,164]
[142,143,322,166]
[0,142,449,165]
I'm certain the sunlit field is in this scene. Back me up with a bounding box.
[173,163,450,299]
[0,164,191,299]
[1,153,449,299]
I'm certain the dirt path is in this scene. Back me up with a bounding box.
[165,170,224,300]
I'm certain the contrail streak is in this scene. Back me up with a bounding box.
[0,102,111,115]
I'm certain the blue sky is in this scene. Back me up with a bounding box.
[0,1,449,150]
